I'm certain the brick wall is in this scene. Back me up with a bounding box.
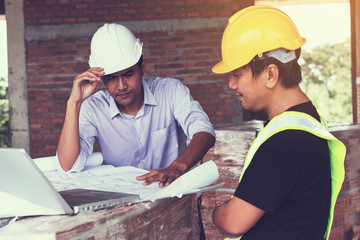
[24,0,254,157]
[24,0,241,24]
[202,123,360,240]
[27,37,90,155]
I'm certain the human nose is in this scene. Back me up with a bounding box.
[116,76,127,90]
[228,76,237,90]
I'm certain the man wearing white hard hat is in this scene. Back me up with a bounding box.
[211,5,345,240]
[56,23,215,190]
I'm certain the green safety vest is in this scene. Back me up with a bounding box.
[225,111,346,240]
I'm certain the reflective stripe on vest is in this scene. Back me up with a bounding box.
[225,111,346,240]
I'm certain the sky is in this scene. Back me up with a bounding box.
[274,3,351,51]
[0,2,351,81]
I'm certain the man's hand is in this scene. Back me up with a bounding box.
[136,132,215,187]
[136,163,186,187]
[69,67,104,104]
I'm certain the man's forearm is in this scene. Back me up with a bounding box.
[57,101,82,171]
[213,202,242,238]
[171,132,215,173]
[213,197,265,237]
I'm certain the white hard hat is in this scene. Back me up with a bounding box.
[88,23,143,75]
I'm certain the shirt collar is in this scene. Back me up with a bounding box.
[109,80,158,119]
[142,79,158,106]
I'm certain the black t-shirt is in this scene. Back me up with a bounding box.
[234,101,331,240]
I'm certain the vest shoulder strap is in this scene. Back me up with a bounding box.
[242,111,337,174]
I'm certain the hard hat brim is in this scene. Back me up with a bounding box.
[212,61,236,74]
[212,57,252,74]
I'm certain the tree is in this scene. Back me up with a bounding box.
[300,38,351,123]
[0,77,10,147]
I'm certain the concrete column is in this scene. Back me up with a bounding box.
[5,0,30,152]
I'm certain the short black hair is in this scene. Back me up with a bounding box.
[136,55,144,72]
[243,48,302,88]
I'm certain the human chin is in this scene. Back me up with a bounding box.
[239,100,251,111]
[116,95,133,105]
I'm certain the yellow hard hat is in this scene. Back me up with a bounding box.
[212,5,306,74]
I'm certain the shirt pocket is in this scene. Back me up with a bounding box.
[150,124,179,169]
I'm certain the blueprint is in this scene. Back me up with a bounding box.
[43,160,222,202]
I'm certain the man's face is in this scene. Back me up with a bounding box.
[102,63,144,114]
[228,67,268,112]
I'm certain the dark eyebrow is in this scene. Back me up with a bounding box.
[101,74,116,80]
[121,69,134,76]
[102,69,134,80]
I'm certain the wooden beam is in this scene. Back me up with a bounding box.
[350,0,360,123]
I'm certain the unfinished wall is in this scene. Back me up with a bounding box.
[20,0,254,157]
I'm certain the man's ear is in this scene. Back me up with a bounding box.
[265,64,279,89]
[141,59,147,75]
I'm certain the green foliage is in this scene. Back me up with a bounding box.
[0,77,10,147]
[300,38,352,123]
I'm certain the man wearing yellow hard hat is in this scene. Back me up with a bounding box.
[212,5,346,240]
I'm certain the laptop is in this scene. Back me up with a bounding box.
[0,148,140,218]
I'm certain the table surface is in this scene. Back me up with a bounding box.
[0,194,200,240]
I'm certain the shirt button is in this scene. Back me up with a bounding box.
[138,161,145,169]
[140,139,143,143]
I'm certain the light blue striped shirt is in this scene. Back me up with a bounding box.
[69,77,215,172]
